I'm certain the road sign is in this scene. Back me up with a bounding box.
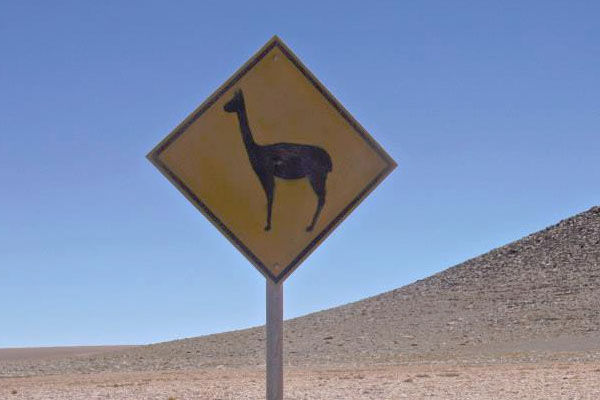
[147,36,396,283]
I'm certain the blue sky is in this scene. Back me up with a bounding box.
[1,1,598,347]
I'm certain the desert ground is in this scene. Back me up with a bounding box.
[2,357,600,399]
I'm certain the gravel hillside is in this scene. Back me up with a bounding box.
[2,206,599,376]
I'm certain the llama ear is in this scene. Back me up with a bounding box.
[235,88,243,97]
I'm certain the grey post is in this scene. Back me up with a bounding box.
[266,279,283,400]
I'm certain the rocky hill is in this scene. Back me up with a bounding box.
[2,206,599,376]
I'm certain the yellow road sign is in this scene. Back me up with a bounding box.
[148,36,396,282]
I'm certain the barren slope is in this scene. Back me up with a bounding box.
[2,206,599,376]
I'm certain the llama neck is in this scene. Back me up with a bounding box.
[235,106,257,152]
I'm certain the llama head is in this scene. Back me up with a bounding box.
[223,89,244,113]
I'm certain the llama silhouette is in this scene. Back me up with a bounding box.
[224,89,333,232]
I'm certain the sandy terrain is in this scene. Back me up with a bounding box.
[2,362,600,399]
[0,346,135,362]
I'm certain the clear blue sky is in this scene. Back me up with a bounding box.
[1,1,598,347]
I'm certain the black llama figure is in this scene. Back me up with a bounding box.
[224,89,332,232]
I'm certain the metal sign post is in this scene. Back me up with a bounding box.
[266,279,283,400]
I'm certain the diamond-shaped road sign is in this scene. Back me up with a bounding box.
[148,36,396,282]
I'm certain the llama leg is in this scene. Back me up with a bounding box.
[265,189,274,231]
[259,175,275,231]
[306,173,327,232]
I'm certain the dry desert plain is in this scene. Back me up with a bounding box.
[1,344,600,399]
[2,207,599,399]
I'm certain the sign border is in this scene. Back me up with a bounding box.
[147,36,397,283]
